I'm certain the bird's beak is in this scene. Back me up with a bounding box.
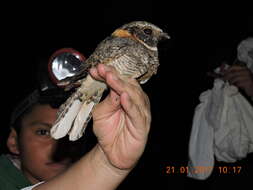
[160,32,170,40]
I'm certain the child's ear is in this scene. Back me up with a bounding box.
[6,128,20,155]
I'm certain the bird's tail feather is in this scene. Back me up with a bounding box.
[69,91,103,141]
[51,75,106,141]
[51,97,82,139]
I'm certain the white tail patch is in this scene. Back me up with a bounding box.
[69,101,95,141]
[51,99,82,139]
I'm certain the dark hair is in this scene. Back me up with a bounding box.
[10,88,70,135]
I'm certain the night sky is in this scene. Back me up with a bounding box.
[1,1,252,189]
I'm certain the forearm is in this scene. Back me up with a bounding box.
[34,144,131,190]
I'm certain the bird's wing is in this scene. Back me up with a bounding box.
[87,37,150,78]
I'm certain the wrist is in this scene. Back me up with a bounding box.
[90,144,132,177]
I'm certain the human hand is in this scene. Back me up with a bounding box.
[89,64,151,170]
[221,65,253,97]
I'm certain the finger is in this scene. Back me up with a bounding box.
[229,75,253,89]
[121,92,145,127]
[230,76,246,85]
[90,64,118,81]
[121,92,151,131]
[104,70,127,95]
[89,67,105,82]
[226,65,248,73]
[96,64,118,79]
[97,64,147,109]
[121,92,136,113]
[223,70,249,81]
[234,79,249,88]
[92,90,121,121]
[230,74,253,84]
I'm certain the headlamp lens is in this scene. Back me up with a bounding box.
[48,48,86,86]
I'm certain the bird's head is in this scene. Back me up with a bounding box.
[112,21,170,51]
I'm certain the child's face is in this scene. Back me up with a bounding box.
[16,104,71,184]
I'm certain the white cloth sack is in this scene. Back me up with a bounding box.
[188,37,253,180]
[188,79,253,180]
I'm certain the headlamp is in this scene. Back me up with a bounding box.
[11,48,87,126]
[48,48,87,88]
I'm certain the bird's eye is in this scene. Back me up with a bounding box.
[144,28,152,35]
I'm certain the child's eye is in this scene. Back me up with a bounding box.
[36,129,50,136]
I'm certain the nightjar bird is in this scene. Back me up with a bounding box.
[50,21,170,141]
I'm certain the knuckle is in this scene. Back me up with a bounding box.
[108,65,119,75]
[106,71,114,81]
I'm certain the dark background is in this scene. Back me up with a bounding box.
[1,1,253,189]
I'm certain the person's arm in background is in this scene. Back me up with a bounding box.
[221,65,253,98]
[33,64,151,190]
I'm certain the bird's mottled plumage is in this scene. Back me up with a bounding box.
[51,21,169,141]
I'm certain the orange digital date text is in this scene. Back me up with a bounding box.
[165,166,242,175]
